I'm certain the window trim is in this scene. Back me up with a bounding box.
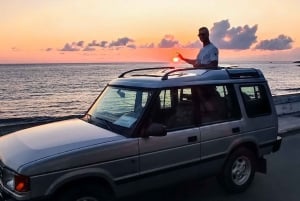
[239,84,272,118]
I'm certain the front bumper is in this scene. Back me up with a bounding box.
[0,187,49,201]
[0,187,16,201]
[272,136,282,152]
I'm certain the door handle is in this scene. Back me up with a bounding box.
[232,127,240,133]
[188,136,197,143]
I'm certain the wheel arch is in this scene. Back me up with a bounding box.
[226,139,260,163]
[230,142,258,158]
[224,138,268,174]
[46,168,116,198]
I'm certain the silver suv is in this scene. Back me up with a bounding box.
[0,67,282,201]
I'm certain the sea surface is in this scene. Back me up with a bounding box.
[1,61,300,127]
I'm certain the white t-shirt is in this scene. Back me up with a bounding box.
[196,43,218,65]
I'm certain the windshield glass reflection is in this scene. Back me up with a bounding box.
[87,86,153,136]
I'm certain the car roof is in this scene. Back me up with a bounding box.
[109,67,267,89]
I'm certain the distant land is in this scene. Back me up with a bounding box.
[293,61,300,63]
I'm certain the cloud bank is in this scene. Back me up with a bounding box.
[210,20,258,49]
[109,37,135,48]
[158,35,179,48]
[60,43,81,51]
[50,19,294,53]
[255,35,293,50]
[59,37,135,52]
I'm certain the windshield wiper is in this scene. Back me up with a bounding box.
[85,114,113,131]
[95,117,113,131]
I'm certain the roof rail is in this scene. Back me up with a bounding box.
[161,67,202,80]
[119,66,221,80]
[118,67,175,78]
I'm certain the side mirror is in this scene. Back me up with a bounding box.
[144,123,167,137]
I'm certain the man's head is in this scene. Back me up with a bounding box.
[198,27,210,44]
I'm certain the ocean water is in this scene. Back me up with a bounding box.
[0,61,300,127]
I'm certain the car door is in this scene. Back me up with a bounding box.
[138,88,201,188]
[239,84,278,145]
[197,84,243,175]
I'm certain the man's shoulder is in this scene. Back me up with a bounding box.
[209,43,218,49]
[203,43,218,50]
[206,43,218,54]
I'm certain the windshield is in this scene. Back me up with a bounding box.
[87,86,153,136]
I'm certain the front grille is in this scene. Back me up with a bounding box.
[0,161,4,182]
[0,165,3,181]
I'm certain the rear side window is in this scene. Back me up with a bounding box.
[240,85,271,117]
[194,84,241,124]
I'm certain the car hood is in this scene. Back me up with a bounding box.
[0,119,127,173]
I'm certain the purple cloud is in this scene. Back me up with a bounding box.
[88,40,100,47]
[99,41,108,48]
[158,35,179,48]
[127,44,136,49]
[77,41,84,47]
[109,37,134,47]
[255,35,294,50]
[60,43,80,51]
[210,20,258,49]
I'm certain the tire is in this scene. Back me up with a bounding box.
[218,147,256,193]
[56,184,113,201]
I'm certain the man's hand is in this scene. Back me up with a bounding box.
[176,52,197,66]
[176,52,184,60]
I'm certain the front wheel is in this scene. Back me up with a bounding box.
[56,184,113,201]
[218,147,256,193]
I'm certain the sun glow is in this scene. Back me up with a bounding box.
[172,57,179,63]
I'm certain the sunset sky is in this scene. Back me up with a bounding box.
[1,0,300,63]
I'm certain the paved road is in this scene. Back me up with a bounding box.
[120,133,300,201]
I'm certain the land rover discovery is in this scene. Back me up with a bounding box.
[0,67,282,201]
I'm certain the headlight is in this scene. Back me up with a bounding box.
[2,168,30,193]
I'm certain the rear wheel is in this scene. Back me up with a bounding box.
[56,184,113,201]
[218,147,256,193]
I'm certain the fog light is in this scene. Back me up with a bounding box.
[14,175,30,192]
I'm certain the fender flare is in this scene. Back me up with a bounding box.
[45,167,116,196]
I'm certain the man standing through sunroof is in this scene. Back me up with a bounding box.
[177,27,219,69]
